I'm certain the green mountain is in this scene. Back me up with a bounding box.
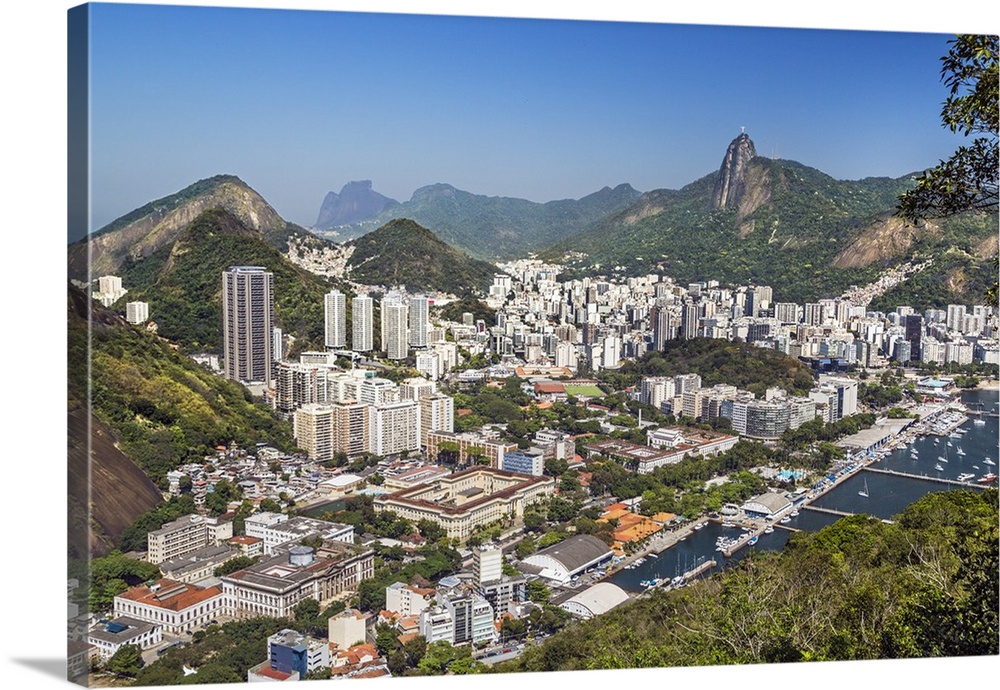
[67,283,299,554]
[346,218,499,296]
[68,175,314,281]
[542,135,998,307]
[330,182,643,260]
[118,208,351,353]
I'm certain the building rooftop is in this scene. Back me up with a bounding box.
[117,579,223,611]
[526,534,612,573]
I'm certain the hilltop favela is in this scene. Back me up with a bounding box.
[64,8,998,689]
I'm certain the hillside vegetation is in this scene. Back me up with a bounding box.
[120,208,351,352]
[502,488,998,671]
[544,157,997,307]
[598,338,817,398]
[347,218,498,296]
[68,282,299,486]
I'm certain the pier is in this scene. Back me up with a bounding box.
[863,466,985,488]
[802,505,856,518]
[773,524,801,532]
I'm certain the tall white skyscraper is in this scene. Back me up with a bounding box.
[409,295,429,347]
[222,266,274,387]
[324,290,347,349]
[352,295,373,352]
[381,295,408,360]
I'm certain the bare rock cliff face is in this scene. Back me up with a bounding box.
[711,132,757,211]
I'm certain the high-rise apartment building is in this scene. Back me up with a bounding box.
[125,301,149,325]
[409,295,429,347]
[419,393,454,447]
[324,290,347,349]
[352,295,373,352]
[381,297,409,360]
[222,266,275,387]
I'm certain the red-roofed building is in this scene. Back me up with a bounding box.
[247,661,298,682]
[228,535,264,558]
[114,579,224,634]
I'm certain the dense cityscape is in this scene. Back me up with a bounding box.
[72,254,999,683]
[58,7,998,688]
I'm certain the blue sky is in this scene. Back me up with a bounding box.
[81,1,993,238]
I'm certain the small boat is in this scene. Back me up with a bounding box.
[748,535,759,546]
[974,418,986,426]
[957,473,975,482]
[973,464,980,469]
[858,478,869,498]
[978,473,998,484]
[780,517,791,524]
[648,553,658,559]
[763,526,774,534]
[694,522,705,530]
[956,447,966,456]
[985,458,996,466]
[934,463,944,471]
[790,510,799,517]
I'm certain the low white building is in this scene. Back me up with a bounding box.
[87,617,162,660]
[560,582,630,619]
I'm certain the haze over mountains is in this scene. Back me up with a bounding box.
[72,133,997,310]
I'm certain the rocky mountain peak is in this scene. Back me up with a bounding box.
[315,180,398,228]
[711,132,757,211]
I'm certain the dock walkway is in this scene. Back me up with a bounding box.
[863,466,983,488]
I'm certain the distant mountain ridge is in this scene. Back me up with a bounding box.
[325,181,643,259]
[315,180,399,228]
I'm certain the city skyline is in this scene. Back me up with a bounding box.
[77,1,998,242]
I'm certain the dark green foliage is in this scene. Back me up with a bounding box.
[213,555,260,577]
[118,495,197,553]
[355,544,464,612]
[132,616,288,686]
[88,551,161,614]
[435,296,496,325]
[347,218,498,296]
[898,35,998,221]
[501,489,998,672]
[106,643,144,678]
[600,338,816,398]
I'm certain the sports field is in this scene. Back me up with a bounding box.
[563,384,604,397]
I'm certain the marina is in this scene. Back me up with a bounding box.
[609,388,997,594]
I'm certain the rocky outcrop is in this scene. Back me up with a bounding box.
[833,216,932,268]
[711,132,757,211]
[315,180,398,228]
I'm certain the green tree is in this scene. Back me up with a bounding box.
[897,34,998,305]
[106,643,144,678]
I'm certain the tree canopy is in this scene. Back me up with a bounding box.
[898,35,998,221]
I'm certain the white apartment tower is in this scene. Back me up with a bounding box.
[409,295,430,347]
[222,266,275,387]
[352,295,373,352]
[125,301,149,325]
[381,297,409,361]
[419,393,455,447]
[324,289,347,349]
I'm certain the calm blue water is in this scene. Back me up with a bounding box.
[611,388,998,593]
